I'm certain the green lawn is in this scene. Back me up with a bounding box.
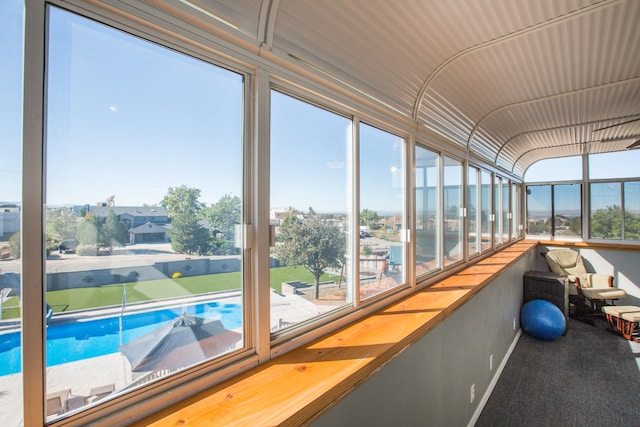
[0,266,342,319]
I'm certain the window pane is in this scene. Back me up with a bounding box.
[480,171,492,251]
[0,1,24,425]
[554,184,581,237]
[44,8,245,418]
[467,166,479,257]
[270,91,351,329]
[590,182,622,239]
[443,157,463,266]
[494,176,502,245]
[590,152,640,180]
[502,180,510,242]
[526,185,551,235]
[360,123,406,300]
[524,156,582,182]
[415,146,440,276]
[511,184,520,239]
[623,181,640,241]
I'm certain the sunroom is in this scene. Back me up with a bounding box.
[1,1,639,426]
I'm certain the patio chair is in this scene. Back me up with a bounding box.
[46,388,71,416]
[543,248,626,316]
[86,383,115,404]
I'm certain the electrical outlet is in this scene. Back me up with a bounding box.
[470,384,475,403]
[490,354,493,371]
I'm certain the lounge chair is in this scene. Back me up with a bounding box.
[46,388,71,416]
[543,248,626,317]
[86,384,115,403]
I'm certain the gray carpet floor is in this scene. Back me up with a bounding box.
[476,317,640,427]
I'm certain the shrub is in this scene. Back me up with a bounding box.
[9,232,20,259]
[76,244,98,256]
[362,244,373,256]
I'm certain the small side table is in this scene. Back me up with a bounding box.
[523,271,569,335]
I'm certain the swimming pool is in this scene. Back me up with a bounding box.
[0,301,242,376]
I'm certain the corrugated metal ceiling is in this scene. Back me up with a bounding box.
[168,0,639,178]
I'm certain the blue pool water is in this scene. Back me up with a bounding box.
[0,301,242,376]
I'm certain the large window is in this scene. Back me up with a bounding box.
[494,176,503,245]
[590,182,622,239]
[590,181,640,241]
[501,179,510,243]
[554,184,581,237]
[443,157,463,266]
[526,185,552,235]
[512,183,522,239]
[480,170,493,251]
[526,184,581,237]
[0,1,24,424]
[359,123,406,300]
[624,182,640,240]
[589,152,640,180]
[589,152,640,241]
[41,8,245,421]
[467,166,480,257]
[270,91,351,328]
[415,146,440,276]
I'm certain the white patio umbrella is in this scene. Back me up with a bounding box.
[118,313,241,372]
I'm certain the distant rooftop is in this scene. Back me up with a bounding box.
[81,205,167,217]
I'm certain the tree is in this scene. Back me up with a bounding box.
[168,214,210,255]
[360,209,379,228]
[591,205,622,239]
[8,231,20,259]
[76,216,99,255]
[201,194,241,239]
[46,207,78,241]
[161,186,211,254]
[101,210,129,250]
[161,185,203,219]
[276,211,346,299]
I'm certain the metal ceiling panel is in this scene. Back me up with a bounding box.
[186,0,262,38]
[494,79,640,170]
[162,0,640,178]
[422,0,640,174]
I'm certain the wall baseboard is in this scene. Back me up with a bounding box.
[467,329,522,427]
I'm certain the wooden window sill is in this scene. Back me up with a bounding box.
[132,240,538,427]
[537,239,640,252]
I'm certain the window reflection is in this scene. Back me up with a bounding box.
[415,146,440,276]
[526,185,552,235]
[624,182,640,240]
[270,91,351,330]
[590,182,622,240]
[502,180,510,242]
[360,123,406,299]
[553,184,581,237]
[468,166,479,257]
[43,7,245,419]
[0,1,24,425]
[480,170,492,251]
[443,157,463,266]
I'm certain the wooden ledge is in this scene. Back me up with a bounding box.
[133,240,538,427]
[537,239,640,252]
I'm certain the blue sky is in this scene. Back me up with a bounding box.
[45,7,243,207]
[0,0,23,204]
